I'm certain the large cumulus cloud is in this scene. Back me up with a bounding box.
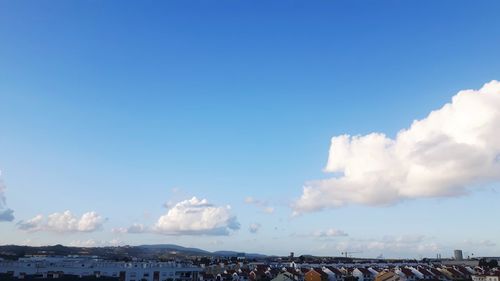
[154,197,240,235]
[294,80,500,214]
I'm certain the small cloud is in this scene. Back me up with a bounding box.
[462,239,496,248]
[244,197,256,204]
[108,238,123,246]
[69,239,123,247]
[249,223,261,234]
[334,234,439,256]
[244,197,275,214]
[112,223,147,234]
[292,228,348,239]
[69,239,100,247]
[263,207,275,214]
[313,228,348,238]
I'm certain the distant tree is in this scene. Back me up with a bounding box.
[479,258,498,268]
[298,256,305,263]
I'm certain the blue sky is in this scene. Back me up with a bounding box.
[1,0,500,258]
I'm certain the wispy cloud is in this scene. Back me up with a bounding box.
[69,239,123,247]
[462,239,496,248]
[244,197,275,214]
[112,223,147,234]
[292,228,348,239]
[313,228,348,238]
[249,223,261,234]
[334,235,438,257]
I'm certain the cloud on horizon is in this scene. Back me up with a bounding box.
[333,235,439,257]
[294,80,500,214]
[313,228,348,238]
[17,211,105,233]
[112,223,147,234]
[69,239,123,247]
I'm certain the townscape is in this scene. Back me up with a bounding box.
[1,246,499,281]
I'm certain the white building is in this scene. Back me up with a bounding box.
[0,256,201,281]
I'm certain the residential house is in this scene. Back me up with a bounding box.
[305,268,329,281]
[397,268,418,281]
[324,266,344,281]
[272,272,299,281]
[375,271,404,281]
[353,268,375,281]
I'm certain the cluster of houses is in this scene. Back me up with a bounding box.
[2,256,500,281]
[199,262,500,281]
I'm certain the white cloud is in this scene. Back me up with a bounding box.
[335,235,438,257]
[462,239,496,248]
[69,239,101,247]
[112,223,147,234]
[69,239,123,247]
[17,214,44,232]
[0,170,14,222]
[153,197,240,235]
[263,207,275,214]
[294,80,500,214]
[292,228,348,239]
[313,228,348,237]
[17,211,105,233]
[244,197,257,204]
[244,196,275,214]
[249,223,261,234]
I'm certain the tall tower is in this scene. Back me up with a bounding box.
[454,250,463,261]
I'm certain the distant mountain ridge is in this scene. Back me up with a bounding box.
[138,244,267,258]
[0,244,267,260]
[138,244,212,255]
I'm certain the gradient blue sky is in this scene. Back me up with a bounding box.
[1,0,500,258]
